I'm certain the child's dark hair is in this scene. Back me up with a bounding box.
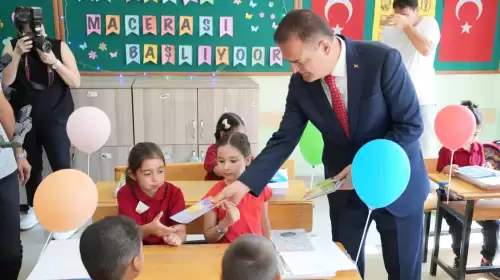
[80,216,141,280]
[461,100,483,126]
[126,142,165,182]
[214,112,246,141]
[393,0,418,10]
[216,132,251,157]
[222,234,279,280]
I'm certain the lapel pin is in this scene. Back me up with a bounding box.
[353,64,359,68]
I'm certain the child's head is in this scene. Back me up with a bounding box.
[80,216,143,280]
[216,132,252,182]
[461,100,483,142]
[215,112,246,142]
[127,142,165,194]
[221,234,279,280]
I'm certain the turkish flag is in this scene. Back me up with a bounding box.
[439,0,498,62]
[311,0,365,40]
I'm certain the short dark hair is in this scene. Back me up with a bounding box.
[214,112,246,141]
[126,142,165,183]
[393,0,418,10]
[461,100,483,126]
[221,234,279,280]
[80,216,142,280]
[274,9,334,44]
[216,131,251,158]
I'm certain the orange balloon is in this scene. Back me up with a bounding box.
[34,169,98,232]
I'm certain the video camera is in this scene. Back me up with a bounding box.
[14,6,52,53]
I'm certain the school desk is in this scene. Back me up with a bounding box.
[93,180,314,233]
[138,243,362,280]
[428,173,500,280]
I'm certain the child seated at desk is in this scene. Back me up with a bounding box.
[80,216,144,280]
[203,132,271,243]
[204,112,246,181]
[436,100,500,277]
[221,234,279,280]
[118,142,187,246]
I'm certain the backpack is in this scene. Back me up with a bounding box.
[483,141,500,170]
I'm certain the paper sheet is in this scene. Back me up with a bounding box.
[271,229,314,252]
[170,198,215,224]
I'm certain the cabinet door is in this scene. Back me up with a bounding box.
[71,146,129,181]
[198,144,212,162]
[133,89,198,145]
[251,143,260,158]
[71,88,134,146]
[197,88,259,144]
[160,144,199,163]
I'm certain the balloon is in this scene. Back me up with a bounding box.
[434,105,476,150]
[34,169,98,232]
[67,107,111,154]
[299,122,324,166]
[352,139,410,209]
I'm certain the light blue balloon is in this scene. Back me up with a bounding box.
[351,139,410,209]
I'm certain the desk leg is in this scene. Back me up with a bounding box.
[423,212,432,263]
[457,200,474,280]
[430,200,443,276]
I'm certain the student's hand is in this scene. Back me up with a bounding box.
[334,165,353,190]
[442,164,459,176]
[14,36,32,56]
[163,233,182,246]
[386,14,410,29]
[221,203,240,227]
[147,212,175,237]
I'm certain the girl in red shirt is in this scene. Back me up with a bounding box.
[117,142,187,246]
[203,132,272,243]
[436,101,500,276]
[204,112,246,181]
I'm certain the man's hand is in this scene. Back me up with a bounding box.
[16,157,31,185]
[386,14,411,29]
[36,50,58,65]
[210,181,250,208]
[334,164,353,190]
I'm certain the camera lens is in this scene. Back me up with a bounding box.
[41,41,52,53]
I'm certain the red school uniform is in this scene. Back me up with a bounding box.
[117,181,186,245]
[203,180,272,244]
[204,144,223,181]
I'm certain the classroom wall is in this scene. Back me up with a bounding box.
[253,74,500,177]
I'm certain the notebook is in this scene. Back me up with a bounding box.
[456,166,500,189]
[302,178,345,200]
[271,229,314,252]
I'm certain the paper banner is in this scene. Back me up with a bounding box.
[143,16,157,35]
[199,16,213,36]
[179,16,193,36]
[125,44,140,65]
[162,45,175,65]
[200,0,214,4]
[179,45,193,65]
[251,47,265,66]
[163,0,177,3]
[124,15,139,36]
[270,46,283,66]
[105,15,120,35]
[216,46,229,65]
[198,46,212,65]
[183,0,197,4]
[161,16,175,35]
[220,17,233,37]
[86,14,101,35]
[145,0,159,2]
[143,44,158,64]
[233,47,247,66]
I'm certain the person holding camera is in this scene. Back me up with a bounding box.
[2,7,81,240]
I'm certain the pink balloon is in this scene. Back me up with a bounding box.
[67,107,111,154]
[434,105,476,150]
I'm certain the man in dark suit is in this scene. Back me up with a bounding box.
[212,9,429,279]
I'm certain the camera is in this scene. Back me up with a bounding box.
[14,6,52,53]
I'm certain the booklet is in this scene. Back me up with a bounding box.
[271,229,314,252]
[170,198,216,224]
[302,178,345,200]
[456,166,500,189]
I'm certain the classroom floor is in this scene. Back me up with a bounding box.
[18,182,497,280]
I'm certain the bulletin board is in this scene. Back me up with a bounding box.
[59,0,298,75]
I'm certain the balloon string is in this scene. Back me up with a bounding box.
[87,153,90,176]
[310,166,315,189]
[355,209,373,264]
[446,149,456,204]
[37,232,53,263]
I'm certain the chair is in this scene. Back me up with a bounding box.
[423,158,438,263]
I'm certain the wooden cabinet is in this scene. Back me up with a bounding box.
[72,146,129,181]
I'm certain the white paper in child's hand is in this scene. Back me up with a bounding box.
[135,201,149,214]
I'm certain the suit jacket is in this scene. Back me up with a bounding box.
[239,36,430,217]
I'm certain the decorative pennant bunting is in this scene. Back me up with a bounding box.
[143,44,158,64]
[183,0,197,4]
[270,46,282,66]
[86,14,101,35]
[179,45,193,65]
[163,0,177,3]
[161,16,175,35]
[198,46,212,65]
[200,0,214,4]
[162,45,175,65]
[251,47,265,66]
[125,15,140,36]
[233,46,247,66]
[215,46,229,65]
[105,15,120,35]
[219,17,233,37]
[142,16,157,35]
[199,16,213,36]
[125,44,140,64]
[179,16,193,36]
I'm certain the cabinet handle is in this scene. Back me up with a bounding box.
[192,120,196,138]
[200,120,204,139]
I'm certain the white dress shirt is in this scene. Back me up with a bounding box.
[321,36,348,111]
[0,125,17,180]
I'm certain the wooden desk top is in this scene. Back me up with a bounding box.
[139,243,361,280]
[97,180,311,205]
[428,173,500,200]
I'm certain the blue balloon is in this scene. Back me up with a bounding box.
[351,139,410,209]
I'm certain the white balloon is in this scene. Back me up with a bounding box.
[66,107,111,154]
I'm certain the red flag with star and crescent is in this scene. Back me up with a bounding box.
[439,0,498,62]
[311,0,365,40]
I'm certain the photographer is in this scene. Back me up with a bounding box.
[2,7,80,240]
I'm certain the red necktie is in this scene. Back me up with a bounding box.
[325,75,349,138]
